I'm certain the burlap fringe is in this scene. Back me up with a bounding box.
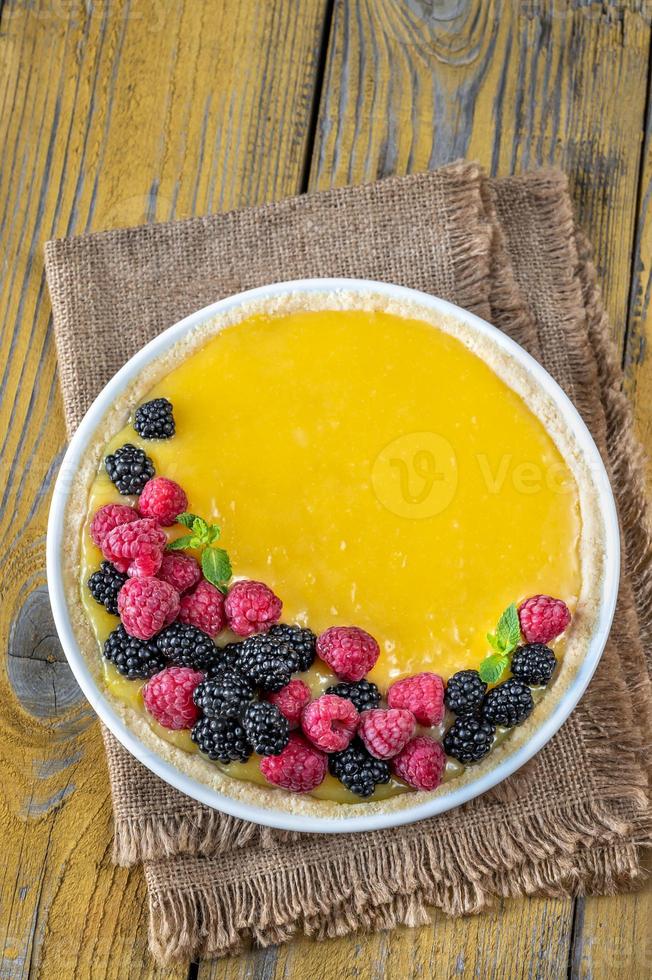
[145,801,647,962]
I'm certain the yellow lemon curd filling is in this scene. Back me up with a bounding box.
[80,308,581,802]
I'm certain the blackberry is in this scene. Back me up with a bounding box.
[238,633,299,692]
[87,561,127,615]
[511,643,557,686]
[155,622,217,671]
[133,398,175,439]
[206,641,245,676]
[191,715,252,763]
[443,716,495,763]
[103,624,165,679]
[328,738,391,797]
[193,669,255,717]
[482,678,534,728]
[267,623,316,671]
[242,702,289,756]
[104,443,154,495]
[444,669,487,716]
[325,679,380,713]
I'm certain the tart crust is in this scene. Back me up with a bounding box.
[61,290,605,818]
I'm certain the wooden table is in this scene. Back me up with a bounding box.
[1,2,650,977]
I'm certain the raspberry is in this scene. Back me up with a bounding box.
[328,739,390,797]
[518,595,571,644]
[266,624,316,671]
[268,679,311,729]
[157,552,201,593]
[178,580,226,636]
[444,670,487,716]
[143,666,203,730]
[511,643,557,686]
[316,626,379,682]
[259,733,327,792]
[325,679,381,713]
[301,694,358,752]
[242,702,290,756]
[387,672,445,726]
[87,560,127,615]
[155,621,218,671]
[482,678,534,728]
[90,503,139,548]
[102,517,167,577]
[358,708,416,760]
[105,443,155,495]
[134,398,175,439]
[224,580,282,636]
[392,736,446,791]
[118,576,180,640]
[138,477,188,526]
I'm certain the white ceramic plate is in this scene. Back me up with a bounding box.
[47,278,620,834]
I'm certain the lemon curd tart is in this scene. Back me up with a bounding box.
[61,288,607,818]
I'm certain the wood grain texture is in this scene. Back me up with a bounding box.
[0,1,327,976]
[310,0,650,341]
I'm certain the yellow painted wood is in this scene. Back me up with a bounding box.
[310,0,650,342]
[0,1,327,976]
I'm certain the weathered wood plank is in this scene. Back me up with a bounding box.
[569,887,652,979]
[309,0,650,344]
[0,1,328,976]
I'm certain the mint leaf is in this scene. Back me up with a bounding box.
[176,512,200,529]
[495,603,521,654]
[486,631,506,655]
[479,654,509,684]
[201,547,232,591]
[167,535,195,551]
[206,525,221,544]
[192,516,208,538]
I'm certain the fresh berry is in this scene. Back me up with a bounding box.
[224,580,282,636]
[191,715,252,763]
[143,666,203,730]
[242,702,290,756]
[482,678,534,728]
[103,624,166,679]
[267,679,312,728]
[178,580,226,636]
[518,595,571,644]
[392,736,446,791]
[118,576,180,640]
[316,626,379,682]
[134,398,175,439]
[102,517,167,577]
[444,670,487,716]
[155,621,217,671]
[387,672,445,726]
[90,503,139,548]
[237,632,299,692]
[511,643,557,686]
[301,694,358,752]
[328,738,391,797]
[207,641,245,675]
[192,669,255,717]
[443,716,495,763]
[267,623,316,671]
[138,477,188,526]
[325,679,380,713]
[87,561,127,615]
[358,708,416,760]
[104,443,155,495]
[157,551,201,593]
[259,733,327,792]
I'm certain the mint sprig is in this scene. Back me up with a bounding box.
[167,512,232,593]
[479,603,521,684]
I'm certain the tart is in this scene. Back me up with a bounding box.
[61,288,606,818]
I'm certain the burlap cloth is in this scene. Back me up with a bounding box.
[45,164,652,963]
